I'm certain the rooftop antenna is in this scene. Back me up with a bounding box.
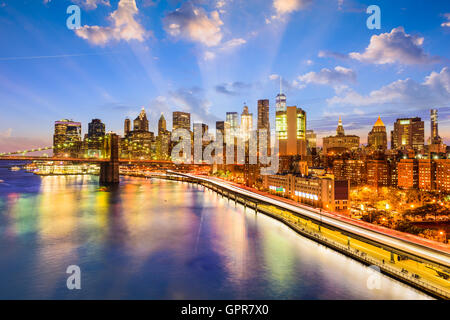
[280,76,282,94]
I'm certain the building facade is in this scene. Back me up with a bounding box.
[322,117,360,154]
[368,116,387,151]
[257,99,271,152]
[263,174,349,212]
[367,159,389,188]
[173,111,191,131]
[53,119,82,157]
[277,106,307,157]
[391,117,424,152]
[397,159,418,189]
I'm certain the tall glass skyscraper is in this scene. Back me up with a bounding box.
[240,105,253,142]
[226,112,239,133]
[275,93,287,112]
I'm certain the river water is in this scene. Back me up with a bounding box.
[0,162,430,299]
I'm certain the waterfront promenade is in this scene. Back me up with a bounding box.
[165,172,450,299]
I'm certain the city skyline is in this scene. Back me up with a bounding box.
[1,0,450,152]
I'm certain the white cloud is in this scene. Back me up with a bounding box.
[273,0,312,15]
[75,0,148,46]
[327,67,450,107]
[220,38,246,50]
[204,51,216,60]
[73,0,110,10]
[164,2,224,47]
[297,66,356,87]
[349,27,438,65]
[442,13,450,28]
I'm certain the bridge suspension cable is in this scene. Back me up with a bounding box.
[0,146,53,156]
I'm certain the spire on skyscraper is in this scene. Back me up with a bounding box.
[337,116,345,136]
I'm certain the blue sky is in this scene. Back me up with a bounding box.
[0,0,449,151]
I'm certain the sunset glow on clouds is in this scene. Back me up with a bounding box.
[0,0,449,151]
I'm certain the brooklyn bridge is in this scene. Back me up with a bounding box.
[0,133,210,184]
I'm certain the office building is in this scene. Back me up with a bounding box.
[306,130,317,150]
[240,104,253,142]
[124,118,131,136]
[391,117,424,152]
[133,107,149,132]
[173,111,191,131]
[368,116,387,151]
[257,99,271,152]
[85,119,106,158]
[277,106,307,157]
[322,117,360,154]
[53,119,82,157]
[429,109,447,154]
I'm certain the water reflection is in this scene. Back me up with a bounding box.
[0,168,431,299]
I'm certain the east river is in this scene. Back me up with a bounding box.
[0,162,430,299]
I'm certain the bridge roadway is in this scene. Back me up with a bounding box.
[0,156,209,166]
[173,172,450,270]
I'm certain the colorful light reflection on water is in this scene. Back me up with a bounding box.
[0,163,431,299]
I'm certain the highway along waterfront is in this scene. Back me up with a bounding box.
[0,162,432,299]
[169,172,450,299]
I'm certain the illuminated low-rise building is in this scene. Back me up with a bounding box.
[435,159,450,193]
[333,159,366,187]
[418,159,436,191]
[397,159,418,189]
[263,174,349,212]
[367,159,389,188]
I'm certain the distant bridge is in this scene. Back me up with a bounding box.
[0,134,210,184]
[0,146,53,156]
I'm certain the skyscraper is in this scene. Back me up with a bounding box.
[53,119,82,157]
[193,123,209,137]
[133,107,149,131]
[156,113,171,160]
[173,111,191,131]
[429,109,446,153]
[368,116,387,151]
[306,130,317,149]
[86,119,106,158]
[88,119,105,138]
[391,117,424,152]
[226,112,239,134]
[336,116,345,136]
[257,99,271,153]
[121,108,154,160]
[240,104,253,141]
[158,113,167,136]
[278,106,307,157]
[430,109,440,144]
[124,118,131,137]
[216,121,225,136]
[275,78,286,112]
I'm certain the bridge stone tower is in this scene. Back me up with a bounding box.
[99,133,120,184]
